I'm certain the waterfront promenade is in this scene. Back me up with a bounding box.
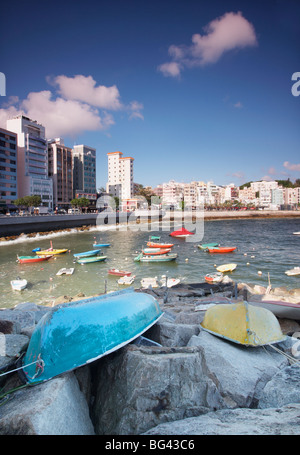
[0,209,299,238]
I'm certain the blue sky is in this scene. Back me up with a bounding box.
[0,0,299,189]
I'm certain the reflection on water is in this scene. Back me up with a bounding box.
[0,218,299,308]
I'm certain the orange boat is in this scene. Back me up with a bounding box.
[146,236,174,249]
[207,247,236,253]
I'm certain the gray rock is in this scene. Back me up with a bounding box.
[188,330,288,409]
[0,373,95,435]
[143,403,300,435]
[258,364,300,408]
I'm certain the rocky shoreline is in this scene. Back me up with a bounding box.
[0,279,299,435]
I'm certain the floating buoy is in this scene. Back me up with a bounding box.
[251,255,255,258]
[244,253,247,256]
[258,271,262,275]
[247,262,250,265]
[185,258,189,262]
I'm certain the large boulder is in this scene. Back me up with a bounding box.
[0,373,95,435]
[258,364,300,408]
[143,403,300,435]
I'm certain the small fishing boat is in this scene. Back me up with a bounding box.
[198,243,219,250]
[285,267,300,276]
[56,268,75,276]
[20,289,163,384]
[76,255,107,264]
[73,249,101,258]
[134,252,178,262]
[117,275,135,285]
[108,268,131,277]
[216,263,237,273]
[11,278,27,291]
[142,248,171,255]
[141,277,159,288]
[17,255,53,264]
[93,243,110,248]
[37,242,68,256]
[293,232,300,235]
[204,272,223,283]
[160,275,180,288]
[32,247,41,252]
[201,301,286,346]
[248,298,300,321]
[146,236,174,249]
[170,228,194,238]
[207,247,236,253]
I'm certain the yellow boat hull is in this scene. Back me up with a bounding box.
[216,263,237,273]
[201,301,286,346]
[37,249,68,255]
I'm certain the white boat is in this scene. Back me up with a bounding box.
[285,267,300,276]
[141,277,159,288]
[293,232,300,235]
[117,275,136,285]
[11,278,27,291]
[249,299,300,321]
[216,263,237,273]
[56,268,75,276]
[160,275,180,288]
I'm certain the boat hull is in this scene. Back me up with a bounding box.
[249,299,300,321]
[77,255,107,264]
[146,242,174,249]
[74,249,101,258]
[108,268,131,276]
[216,263,237,273]
[198,243,219,249]
[93,243,110,247]
[201,301,286,346]
[142,248,171,255]
[17,255,52,264]
[207,247,236,253]
[134,253,177,262]
[38,249,68,255]
[21,289,163,384]
[11,279,27,291]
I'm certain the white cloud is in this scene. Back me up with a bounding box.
[0,74,143,138]
[283,161,300,172]
[158,11,258,77]
[54,75,123,110]
[234,101,243,108]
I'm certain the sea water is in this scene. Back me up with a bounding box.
[0,217,299,308]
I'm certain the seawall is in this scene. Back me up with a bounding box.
[0,209,299,238]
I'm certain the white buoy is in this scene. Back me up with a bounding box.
[258,271,262,275]
[247,262,250,265]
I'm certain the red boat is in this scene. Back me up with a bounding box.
[146,242,174,248]
[107,268,132,277]
[17,255,53,264]
[170,228,194,238]
[207,247,236,253]
[142,248,171,255]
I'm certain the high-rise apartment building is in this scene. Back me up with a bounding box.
[48,138,73,209]
[6,115,53,208]
[0,127,18,207]
[72,144,96,197]
[106,151,134,199]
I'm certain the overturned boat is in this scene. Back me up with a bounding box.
[20,289,163,384]
[201,301,286,347]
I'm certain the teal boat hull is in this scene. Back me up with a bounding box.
[198,243,219,249]
[73,249,101,258]
[22,289,163,384]
[93,243,110,247]
[77,255,107,264]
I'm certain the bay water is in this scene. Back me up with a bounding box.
[0,217,299,309]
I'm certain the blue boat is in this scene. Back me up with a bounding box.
[21,289,163,384]
[93,243,110,248]
[73,249,101,258]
